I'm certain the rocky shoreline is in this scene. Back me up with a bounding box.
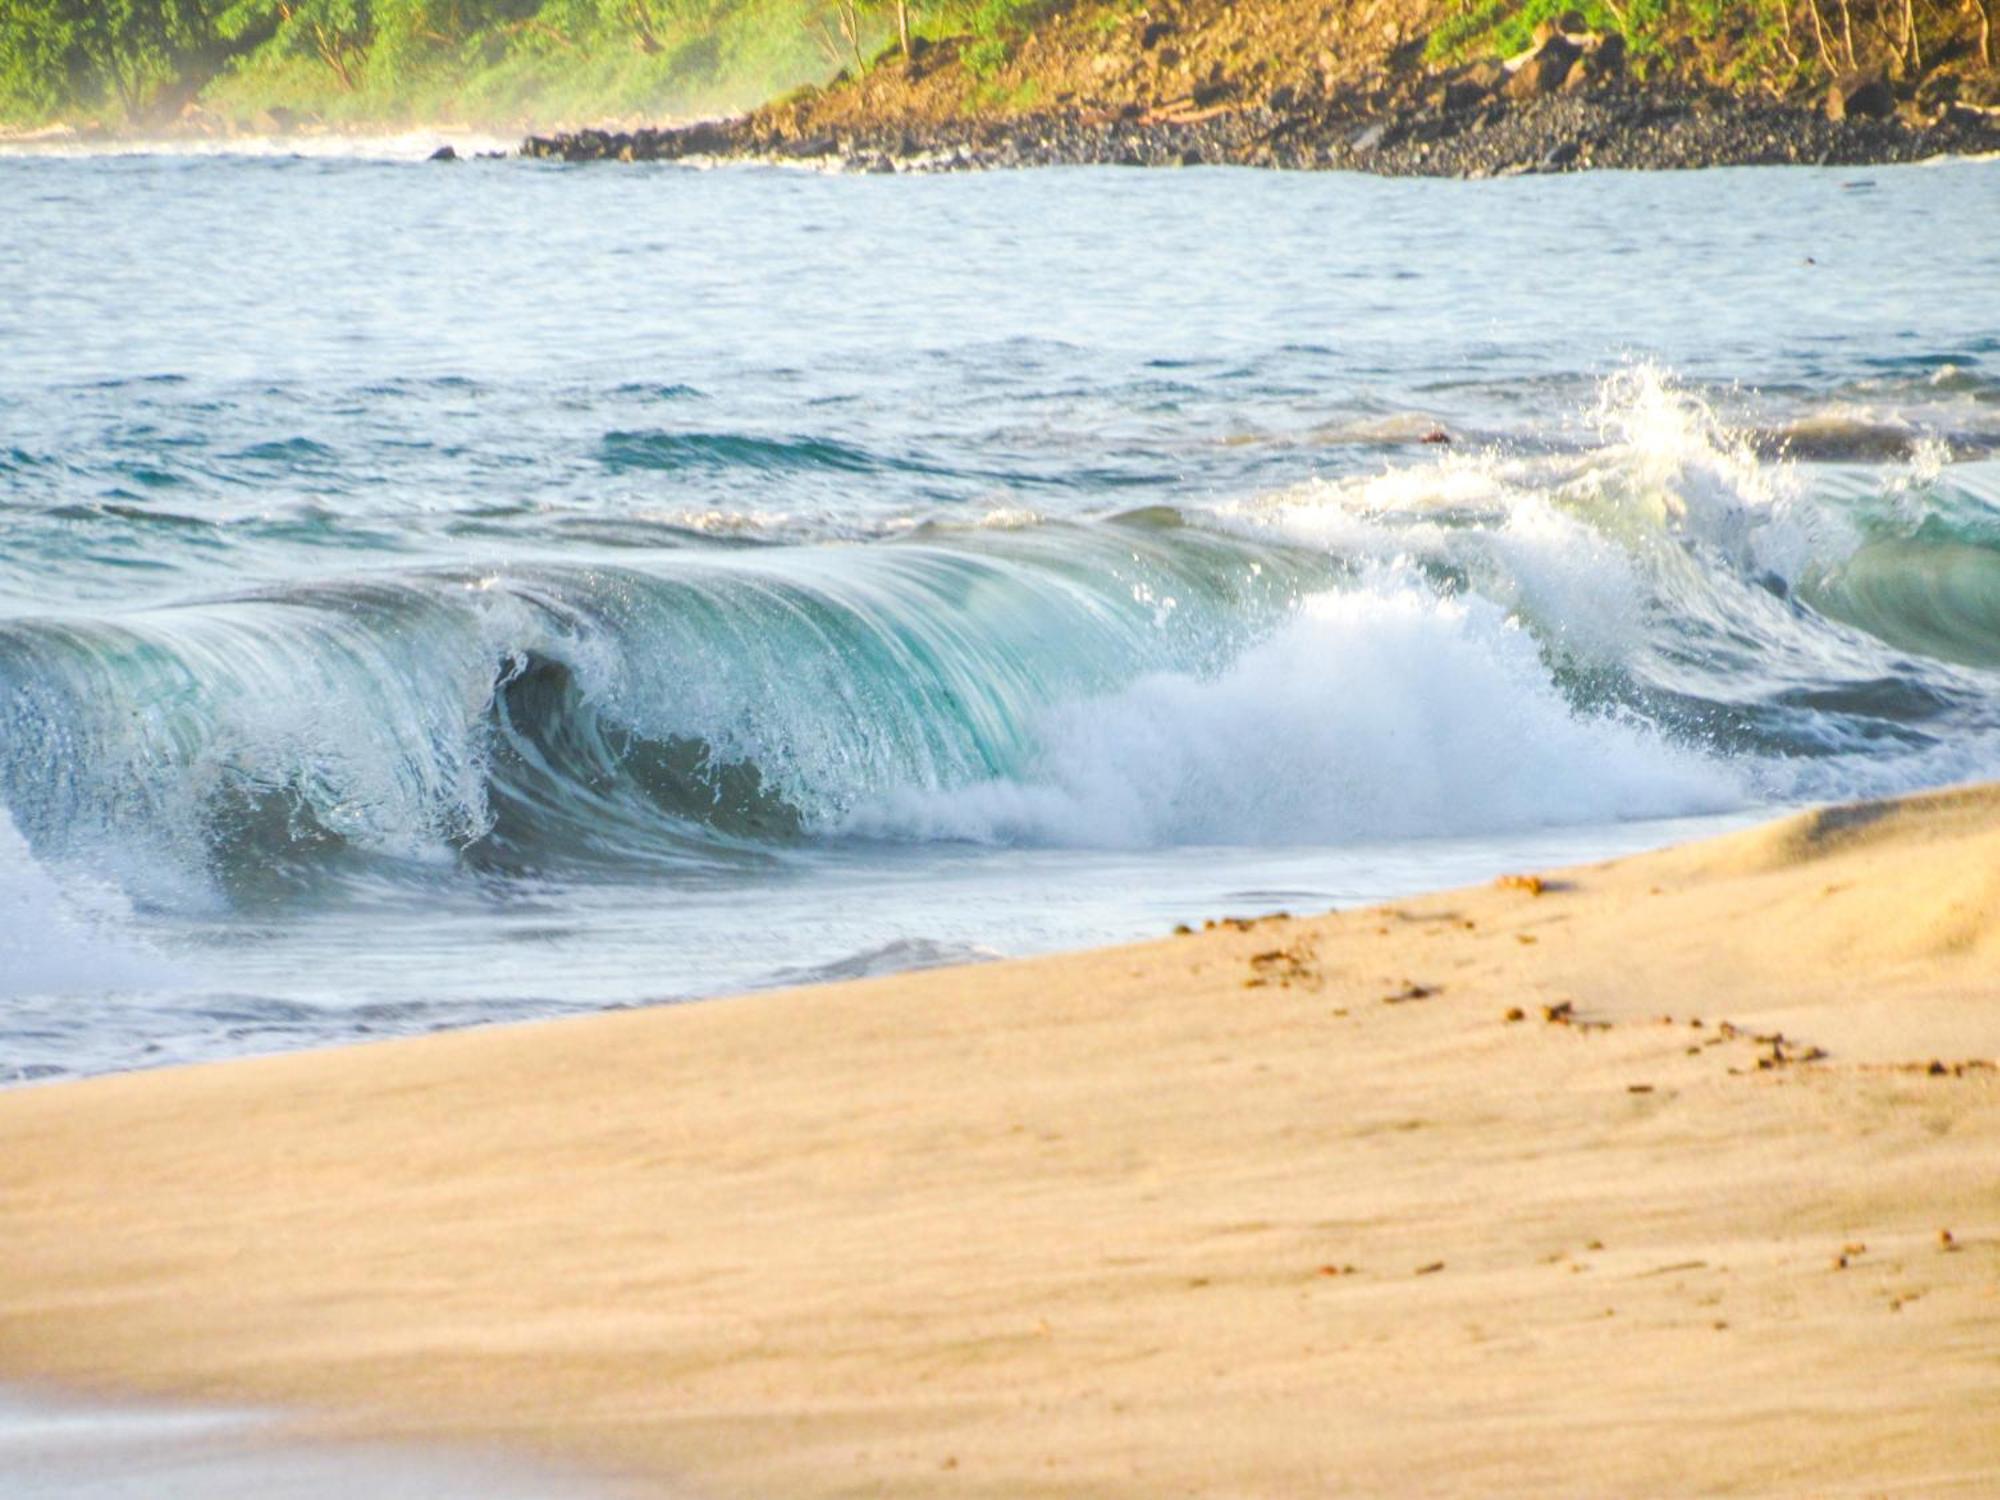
[520,84,2000,176]
[519,13,2000,179]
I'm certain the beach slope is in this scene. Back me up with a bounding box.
[2,784,1997,1497]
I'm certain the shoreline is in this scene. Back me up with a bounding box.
[1,783,1995,1496]
[521,83,2000,177]
[9,87,1999,175]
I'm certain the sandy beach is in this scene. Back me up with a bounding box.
[2,783,1996,1498]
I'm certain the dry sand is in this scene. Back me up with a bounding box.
[2,784,1997,1498]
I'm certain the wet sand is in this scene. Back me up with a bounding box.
[2,784,1996,1497]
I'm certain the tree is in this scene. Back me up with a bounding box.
[0,0,216,120]
[215,0,371,90]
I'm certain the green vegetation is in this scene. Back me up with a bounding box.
[10,0,1987,130]
[0,0,871,128]
[952,0,1047,80]
[0,0,1068,127]
[1424,0,1807,83]
[1425,0,1988,91]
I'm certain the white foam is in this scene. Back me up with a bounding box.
[847,577,1739,849]
[0,810,175,1000]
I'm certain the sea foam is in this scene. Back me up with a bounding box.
[0,809,173,1002]
[846,576,1739,848]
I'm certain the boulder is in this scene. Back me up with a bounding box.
[1588,31,1627,80]
[1562,33,1624,92]
[1826,69,1895,121]
[1943,99,2000,130]
[428,143,457,161]
[1506,36,1581,99]
[1442,77,1490,112]
[1442,59,1505,111]
[1465,59,1507,91]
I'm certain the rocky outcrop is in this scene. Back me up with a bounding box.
[1825,68,1897,121]
[516,0,2000,180]
[520,81,2000,177]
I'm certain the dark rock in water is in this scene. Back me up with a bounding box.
[1827,69,1896,122]
[428,144,458,161]
[1540,139,1580,170]
[1506,37,1581,100]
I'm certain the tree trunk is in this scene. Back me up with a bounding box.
[836,0,865,74]
[897,0,911,59]
[1804,0,1840,70]
[311,23,356,90]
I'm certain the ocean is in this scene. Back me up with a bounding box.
[4,143,1999,1081]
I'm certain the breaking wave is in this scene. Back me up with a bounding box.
[3,368,1998,909]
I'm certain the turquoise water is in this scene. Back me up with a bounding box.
[4,148,1999,1079]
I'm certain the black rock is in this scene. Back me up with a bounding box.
[1506,37,1581,100]
[428,144,457,161]
[1442,77,1491,113]
[1827,69,1896,122]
